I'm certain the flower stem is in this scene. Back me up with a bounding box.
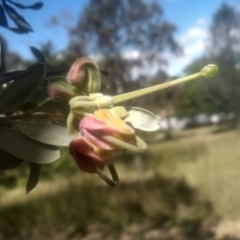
[113,72,202,104]
[112,64,218,105]
[95,165,119,187]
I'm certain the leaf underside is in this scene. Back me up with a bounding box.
[0,128,60,164]
[13,121,73,147]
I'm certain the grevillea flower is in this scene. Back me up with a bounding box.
[81,109,135,150]
[69,109,147,171]
[68,108,149,186]
[65,60,218,187]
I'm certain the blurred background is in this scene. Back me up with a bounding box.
[1,0,240,239]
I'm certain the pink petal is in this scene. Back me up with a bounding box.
[69,136,112,173]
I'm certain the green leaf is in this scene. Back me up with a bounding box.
[125,107,160,132]
[3,1,33,32]
[28,87,48,102]
[7,27,29,34]
[0,62,46,114]
[0,36,6,74]
[13,121,73,147]
[0,4,8,28]
[0,70,31,85]
[30,46,46,62]
[26,162,41,194]
[7,1,43,10]
[0,128,60,164]
[0,148,23,170]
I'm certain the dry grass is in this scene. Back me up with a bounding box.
[1,125,240,239]
[148,126,240,220]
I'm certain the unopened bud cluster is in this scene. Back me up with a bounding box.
[47,57,101,102]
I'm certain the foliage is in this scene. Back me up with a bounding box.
[207,3,240,118]
[173,4,240,120]
[70,0,181,94]
[0,175,213,239]
[0,39,73,193]
[173,58,222,118]
[0,0,43,33]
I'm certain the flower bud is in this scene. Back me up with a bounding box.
[67,57,101,94]
[79,109,148,152]
[47,76,79,102]
[69,136,112,173]
[201,64,218,77]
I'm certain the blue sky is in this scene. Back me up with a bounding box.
[1,0,240,75]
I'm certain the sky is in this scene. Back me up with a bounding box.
[1,0,240,76]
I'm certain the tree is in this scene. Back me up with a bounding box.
[173,57,223,119]
[207,3,240,124]
[172,4,240,124]
[70,0,181,95]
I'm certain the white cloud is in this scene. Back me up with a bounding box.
[196,17,208,26]
[184,39,205,55]
[179,26,208,45]
[121,50,140,60]
[165,18,209,76]
[95,18,210,78]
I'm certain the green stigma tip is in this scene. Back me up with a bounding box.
[201,64,218,77]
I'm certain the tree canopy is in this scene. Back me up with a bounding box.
[70,0,181,93]
[173,3,240,122]
[208,3,240,117]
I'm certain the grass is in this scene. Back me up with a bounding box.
[148,126,240,220]
[1,125,240,239]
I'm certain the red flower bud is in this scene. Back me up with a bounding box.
[69,135,112,173]
[47,76,79,102]
[69,109,147,181]
[66,57,101,93]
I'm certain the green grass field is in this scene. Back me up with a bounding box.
[1,125,240,239]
